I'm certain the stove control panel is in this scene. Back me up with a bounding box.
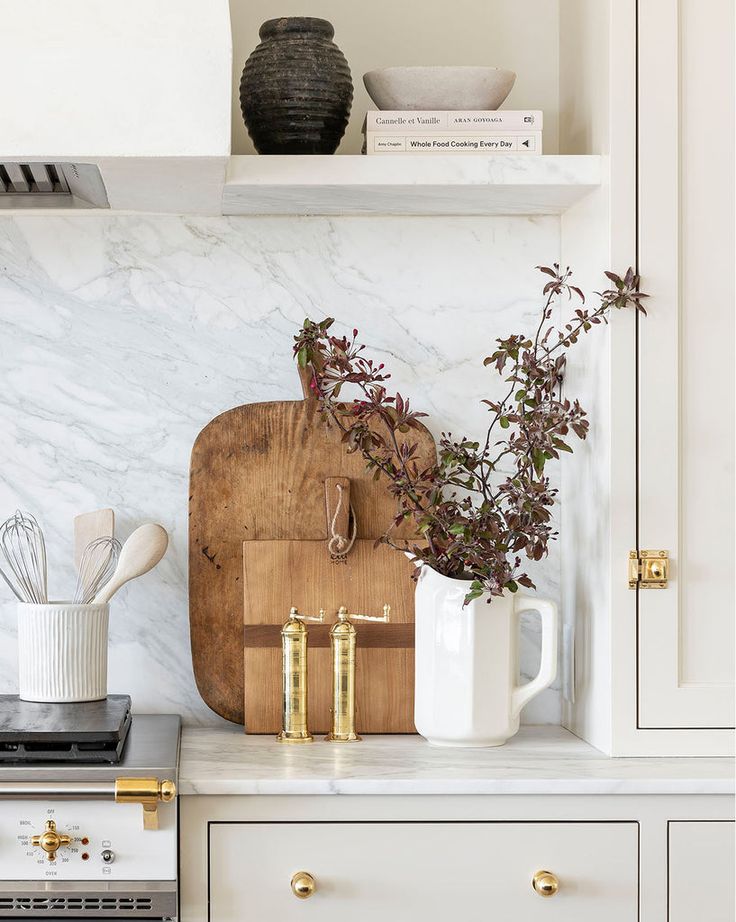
[0,801,176,881]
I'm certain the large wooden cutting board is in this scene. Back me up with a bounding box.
[243,539,416,734]
[189,379,435,726]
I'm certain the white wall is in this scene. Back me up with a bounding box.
[558,0,610,154]
[0,213,563,726]
[230,0,561,156]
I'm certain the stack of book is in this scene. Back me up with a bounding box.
[362,110,543,156]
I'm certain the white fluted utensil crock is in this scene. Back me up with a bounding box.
[413,565,558,747]
[18,602,109,702]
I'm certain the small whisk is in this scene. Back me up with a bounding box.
[74,536,121,604]
[0,511,48,603]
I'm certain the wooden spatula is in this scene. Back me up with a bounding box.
[74,509,115,571]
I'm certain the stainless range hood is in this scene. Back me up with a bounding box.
[0,0,231,214]
[0,163,109,209]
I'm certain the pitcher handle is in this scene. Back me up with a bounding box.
[510,595,558,719]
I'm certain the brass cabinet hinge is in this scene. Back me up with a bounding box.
[628,550,669,589]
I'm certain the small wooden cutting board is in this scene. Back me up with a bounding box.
[243,539,416,734]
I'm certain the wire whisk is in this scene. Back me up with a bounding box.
[74,536,121,604]
[0,511,48,603]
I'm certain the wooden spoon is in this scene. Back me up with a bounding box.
[92,523,168,604]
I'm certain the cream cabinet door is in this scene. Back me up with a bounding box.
[637,0,735,728]
[208,821,639,921]
[669,822,735,922]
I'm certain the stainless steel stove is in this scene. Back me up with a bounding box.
[0,714,180,920]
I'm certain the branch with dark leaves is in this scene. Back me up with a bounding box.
[293,266,646,603]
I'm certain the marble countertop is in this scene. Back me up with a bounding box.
[179,725,734,796]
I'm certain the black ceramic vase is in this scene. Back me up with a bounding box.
[240,18,353,155]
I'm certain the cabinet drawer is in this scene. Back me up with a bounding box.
[669,821,735,922]
[209,821,638,921]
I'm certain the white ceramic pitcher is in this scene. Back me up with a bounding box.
[413,564,558,747]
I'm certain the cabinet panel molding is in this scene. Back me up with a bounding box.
[208,820,639,922]
[636,0,735,729]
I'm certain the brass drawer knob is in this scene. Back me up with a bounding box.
[532,870,559,897]
[291,871,316,900]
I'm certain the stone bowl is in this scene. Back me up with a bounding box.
[363,66,516,111]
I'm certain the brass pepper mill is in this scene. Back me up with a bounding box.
[277,606,324,744]
[325,604,390,742]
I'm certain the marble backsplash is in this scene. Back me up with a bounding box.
[0,214,561,726]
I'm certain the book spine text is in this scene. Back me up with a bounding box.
[365,132,543,154]
[366,110,543,132]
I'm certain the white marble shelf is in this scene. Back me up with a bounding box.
[222,154,601,216]
[179,725,734,796]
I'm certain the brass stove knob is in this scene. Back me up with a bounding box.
[31,820,72,862]
[532,869,560,897]
[290,871,316,899]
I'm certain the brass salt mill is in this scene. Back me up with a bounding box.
[277,606,324,744]
[325,604,390,742]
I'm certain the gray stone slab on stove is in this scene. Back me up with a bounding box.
[0,715,181,782]
[0,695,131,741]
[0,695,132,763]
